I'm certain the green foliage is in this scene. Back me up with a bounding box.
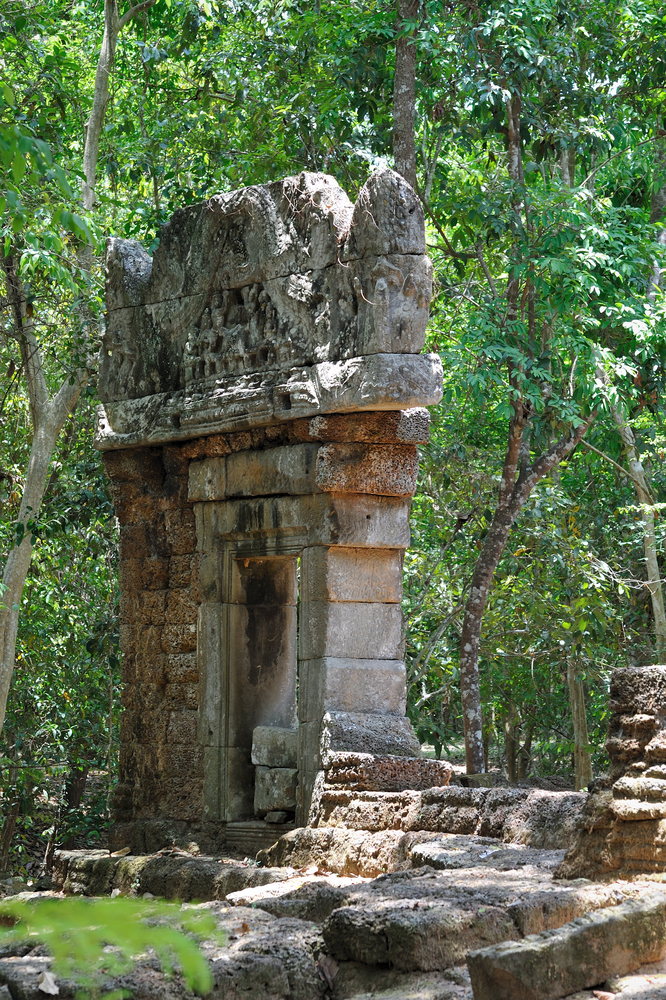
[0,895,223,998]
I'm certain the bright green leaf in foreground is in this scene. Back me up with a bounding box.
[0,896,224,998]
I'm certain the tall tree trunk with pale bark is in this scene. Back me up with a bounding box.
[0,0,155,737]
[393,0,419,188]
[566,658,593,790]
[603,142,666,663]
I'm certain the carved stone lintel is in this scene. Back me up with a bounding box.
[96,352,442,450]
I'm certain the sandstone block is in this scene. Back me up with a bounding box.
[222,746,256,821]
[299,658,407,720]
[320,493,413,548]
[164,682,198,710]
[646,764,666,778]
[168,554,193,588]
[157,741,203,778]
[165,589,198,625]
[314,442,418,496]
[499,790,586,849]
[606,735,645,765]
[611,798,666,820]
[164,508,196,555]
[613,712,659,740]
[311,787,422,831]
[251,726,298,767]
[324,893,518,972]
[646,731,666,763]
[306,408,430,444]
[97,353,443,448]
[320,711,421,761]
[222,602,298,741]
[303,546,403,603]
[350,252,432,356]
[160,622,197,654]
[342,168,425,259]
[209,494,412,549]
[467,891,666,1000]
[229,556,297,606]
[165,652,198,683]
[223,441,419,499]
[141,556,170,590]
[613,774,666,801]
[166,710,198,745]
[254,766,298,814]
[188,456,226,500]
[323,752,451,792]
[416,786,485,835]
[258,826,426,877]
[609,665,666,718]
[225,443,319,498]
[300,601,403,659]
[119,522,152,561]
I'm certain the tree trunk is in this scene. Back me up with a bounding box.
[459,409,594,773]
[460,501,521,773]
[82,1,119,212]
[566,659,592,790]
[504,704,519,783]
[0,416,75,732]
[0,0,155,737]
[393,0,418,188]
[611,408,666,660]
[516,718,534,781]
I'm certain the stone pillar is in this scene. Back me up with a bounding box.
[558,665,666,878]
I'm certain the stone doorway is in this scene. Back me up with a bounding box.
[198,523,304,827]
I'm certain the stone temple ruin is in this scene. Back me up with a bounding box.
[96,168,444,852]
[76,168,666,1000]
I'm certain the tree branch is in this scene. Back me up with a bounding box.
[580,438,642,486]
[0,254,48,426]
[516,412,596,509]
[118,0,156,30]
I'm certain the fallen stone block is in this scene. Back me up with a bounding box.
[251,726,297,768]
[254,767,298,815]
[467,890,666,1000]
[323,892,519,971]
[411,837,565,875]
[52,850,291,901]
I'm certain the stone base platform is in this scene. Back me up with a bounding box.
[5,838,660,1000]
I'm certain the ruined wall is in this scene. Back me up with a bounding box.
[98,169,441,853]
[558,665,666,878]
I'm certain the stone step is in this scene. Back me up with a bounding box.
[411,837,565,873]
[467,890,666,1000]
[613,775,666,802]
[320,866,627,974]
[258,827,438,878]
[322,751,453,792]
[310,784,585,848]
[52,849,292,901]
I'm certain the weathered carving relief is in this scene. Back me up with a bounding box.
[98,169,441,853]
[98,169,439,443]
